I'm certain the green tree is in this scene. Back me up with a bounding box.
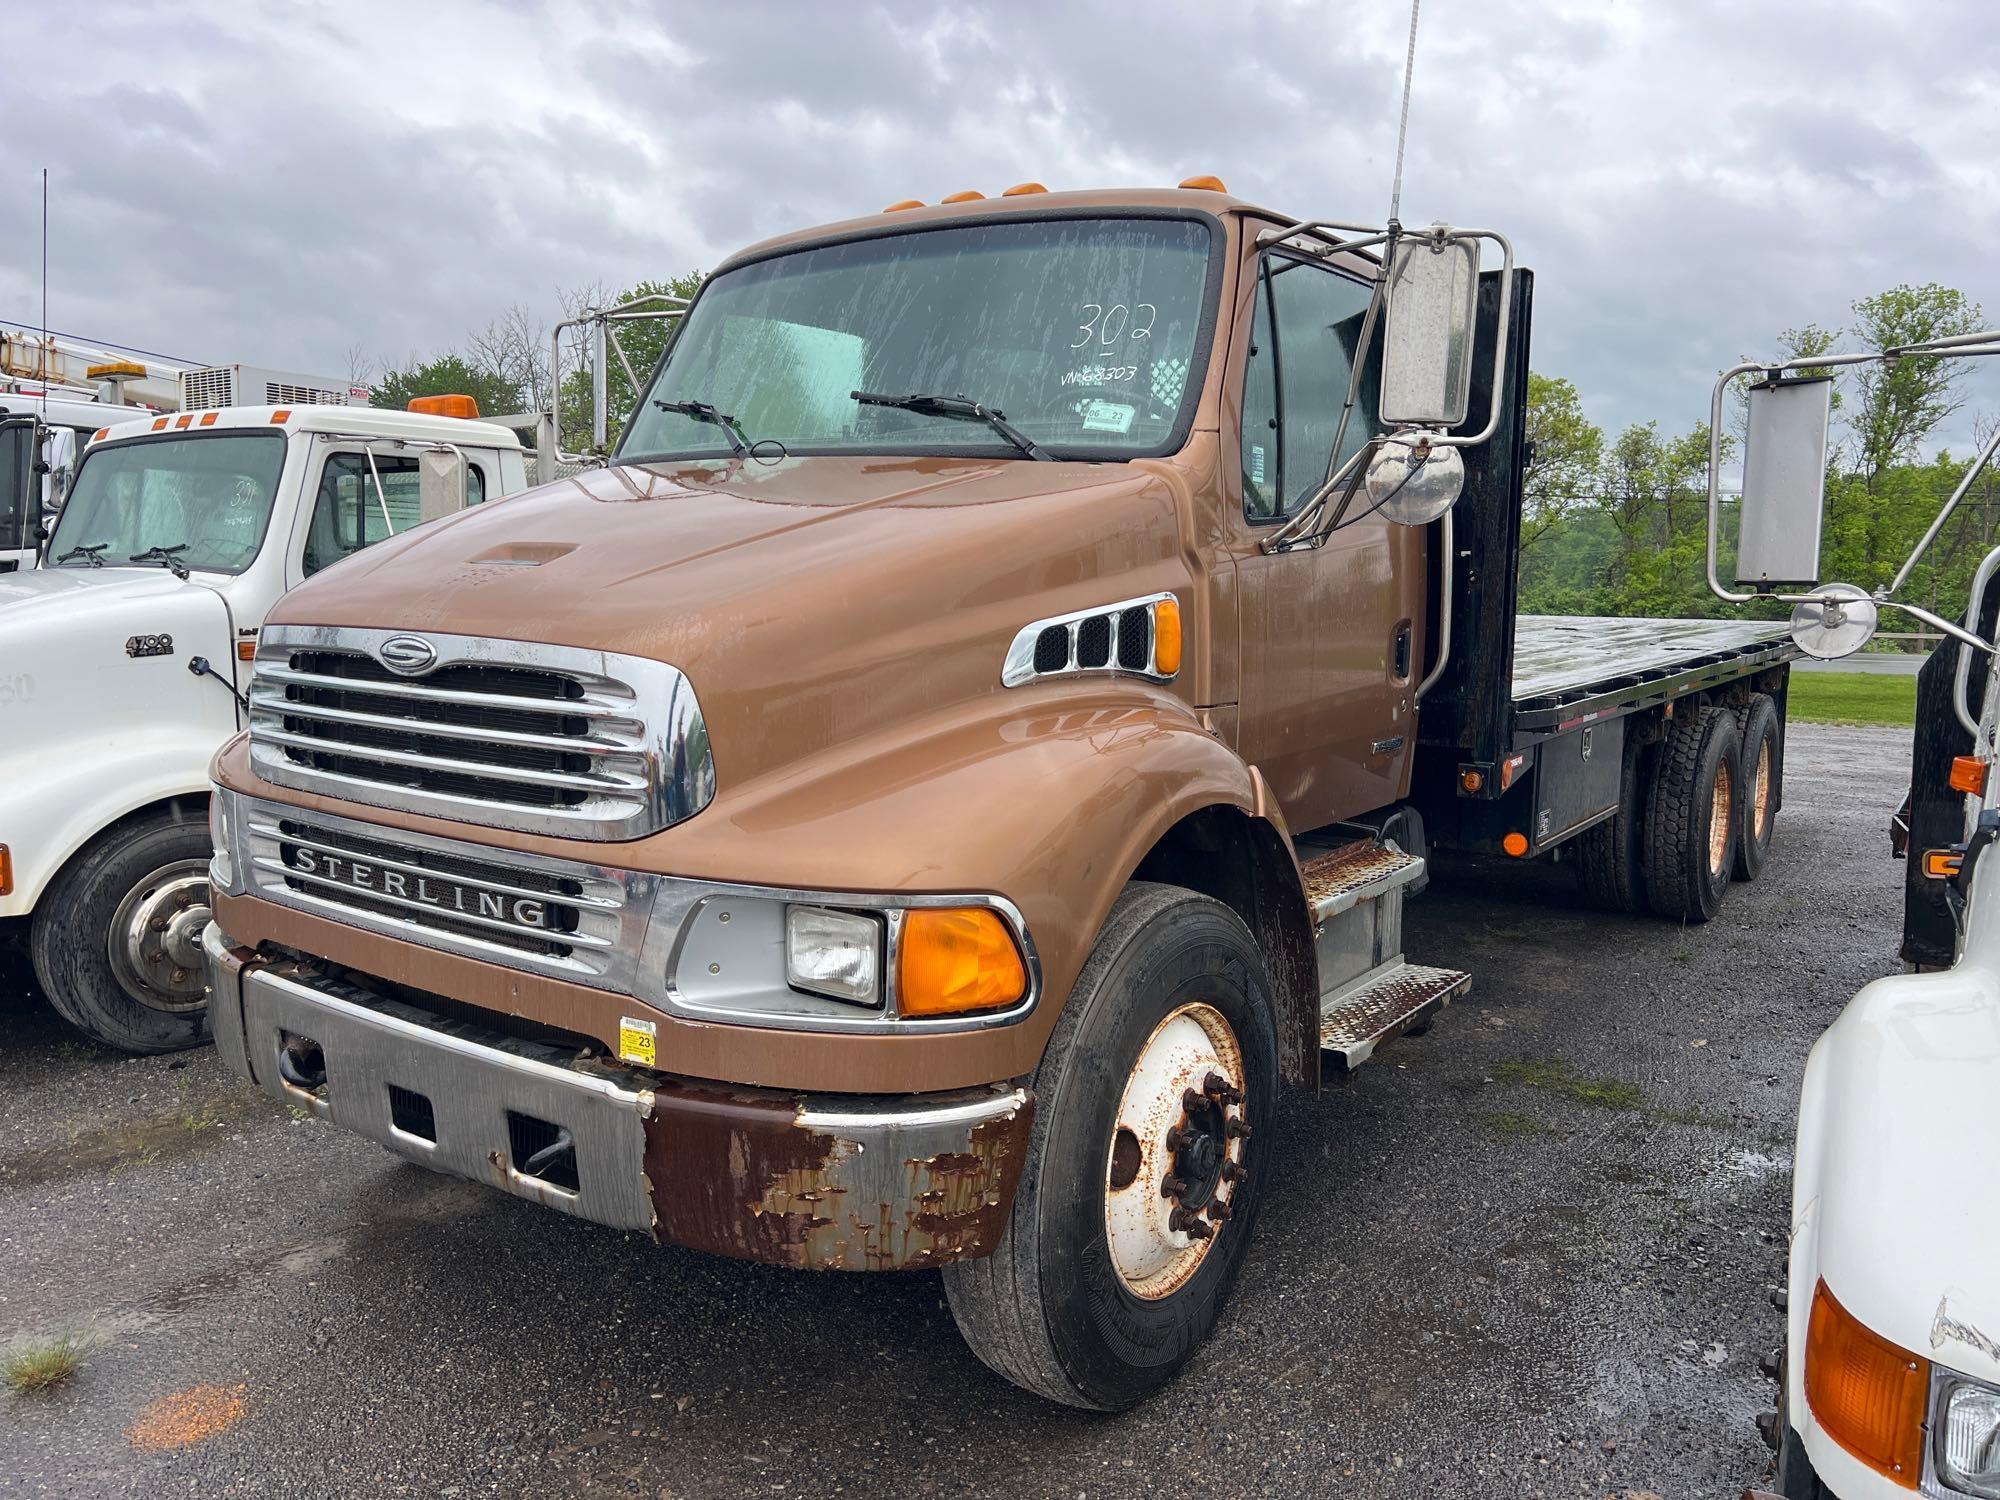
[370,353,523,418]
[1520,373,1603,555]
[1849,283,1985,491]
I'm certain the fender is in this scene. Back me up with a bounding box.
[214,682,1304,1091]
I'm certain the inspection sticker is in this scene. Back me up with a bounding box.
[1081,399,1135,434]
[618,1016,657,1067]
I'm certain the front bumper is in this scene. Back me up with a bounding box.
[205,925,1034,1270]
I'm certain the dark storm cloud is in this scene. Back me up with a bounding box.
[8,0,1998,447]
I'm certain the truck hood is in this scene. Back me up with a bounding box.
[264,453,1195,790]
[1805,960,2000,1387]
[0,563,217,617]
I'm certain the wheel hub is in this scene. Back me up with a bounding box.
[1751,739,1772,840]
[1104,1002,1249,1299]
[111,861,212,1014]
[1708,760,1734,878]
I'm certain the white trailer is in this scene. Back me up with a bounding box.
[0,399,527,1051]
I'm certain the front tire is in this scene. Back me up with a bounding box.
[943,883,1278,1410]
[30,809,214,1054]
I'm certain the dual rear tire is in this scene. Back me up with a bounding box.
[1573,692,1782,922]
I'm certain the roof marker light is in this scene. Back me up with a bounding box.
[174,414,193,429]
[882,199,925,213]
[941,190,985,203]
[269,409,291,424]
[1178,174,1228,192]
[199,411,218,426]
[407,393,480,419]
[151,417,170,431]
[1001,182,1048,197]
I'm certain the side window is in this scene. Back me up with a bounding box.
[1254,255,1382,520]
[303,454,486,576]
[1241,273,1281,520]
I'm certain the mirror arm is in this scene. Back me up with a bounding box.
[1414,506,1454,700]
[1319,268,1390,512]
[361,443,396,537]
[1886,420,2000,595]
[1877,598,1996,658]
[1262,438,1379,553]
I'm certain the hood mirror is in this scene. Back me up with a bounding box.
[1737,375,1834,591]
[418,449,471,521]
[1789,582,1879,660]
[1380,228,1480,428]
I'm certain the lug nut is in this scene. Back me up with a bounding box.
[1208,1198,1233,1222]
[1759,1347,1782,1382]
[1160,1174,1187,1198]
[1165,1127,1188,1151]
[1225,1119,1252,1142]
[1221,1161,1248,1184]
[1182,1088,1206,1113]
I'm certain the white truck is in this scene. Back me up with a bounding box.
[0,399,526,1051]
[1,391,158,570]
[1703,336,2000,1499]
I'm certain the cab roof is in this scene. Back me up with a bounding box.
[718,184,1274,272]
[94,403,522,450]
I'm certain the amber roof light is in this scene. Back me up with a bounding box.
[1001,182,1048,197]
[941,190,986,203]
[1178,174,1228,192]
[882,199,925,213]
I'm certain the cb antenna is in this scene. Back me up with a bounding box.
[1387,0,1422,228]
[40,166,49,413]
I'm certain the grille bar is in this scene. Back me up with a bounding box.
[265,830,623,910]
[257,661,640,721]
[254,726,645,796]
[268,696,637,757]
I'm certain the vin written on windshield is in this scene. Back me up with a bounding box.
[618,216,1217,463]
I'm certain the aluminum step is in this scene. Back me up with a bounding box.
[1318,961,1471,1070]
[1299,841,1426,923]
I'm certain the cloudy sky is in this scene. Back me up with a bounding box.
[8,0,1998,447]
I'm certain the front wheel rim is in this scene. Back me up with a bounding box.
[1103,1001,1249,1300]
[108,859,212,1014]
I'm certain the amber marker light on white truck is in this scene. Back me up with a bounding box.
[1803,1279,1928,1486]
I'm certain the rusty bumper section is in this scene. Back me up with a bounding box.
[203,926,1034,1271]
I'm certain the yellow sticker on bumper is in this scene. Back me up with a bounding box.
[618,1016,657,1067]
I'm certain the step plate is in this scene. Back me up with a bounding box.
[1300,842,1426,921]
[1319,963,1471,1070]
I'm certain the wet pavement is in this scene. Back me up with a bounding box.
[0,723,1911,1498]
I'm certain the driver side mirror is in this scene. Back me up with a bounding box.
[417,449,470,521]
[1379,228,1481,428]
[1735,375,1834,591]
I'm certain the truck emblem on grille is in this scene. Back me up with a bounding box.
[377,635,439,675]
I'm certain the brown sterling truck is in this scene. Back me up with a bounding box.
[200,182,1796,1409]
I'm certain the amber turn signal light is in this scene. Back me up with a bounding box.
[898,908,1027,1017]
[1501,832,1529,857]
[1924,848,1964,879]
[0,844,11,898]
[1153,597,1183,676]
[1804,1279,1928,1485]
[1950,756,1989,796]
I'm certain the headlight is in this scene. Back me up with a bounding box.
[784,906,882,1006]
[1939,1376,2000,1498]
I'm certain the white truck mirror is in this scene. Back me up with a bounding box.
[0,416,38,556]
[1736,375,1833,590]
[1380,229,1480,427]
[418,449,470,521]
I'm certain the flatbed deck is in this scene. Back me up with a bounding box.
[1508,615,1795,735]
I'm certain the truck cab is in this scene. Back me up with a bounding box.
[0,391,156,571]
[200,185,1790,1408]
[1,401,525,1052]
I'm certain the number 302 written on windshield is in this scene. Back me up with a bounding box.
[1072,303,1157,350]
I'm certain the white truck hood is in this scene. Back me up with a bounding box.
[1803,954,2000,1386]
[0,563,214,615]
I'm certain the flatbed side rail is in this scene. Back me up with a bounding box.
[1510,636,1797,738]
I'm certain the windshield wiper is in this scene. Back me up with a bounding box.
[128,544,191,580]
[850,390,1054,462]
[652,399,749,457]
[57,543,107,567]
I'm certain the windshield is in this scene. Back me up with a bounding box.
[49,432,287,574]
[618,216,1216,462]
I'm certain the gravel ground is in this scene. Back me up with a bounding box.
[0,723,1911,1498]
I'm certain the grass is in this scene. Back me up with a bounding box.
[1787,671,1918,727]
[1495,1058,1643,1110]
[3,1334,87,1394]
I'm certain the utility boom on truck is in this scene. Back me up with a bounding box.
[201,183,1799,1407]
[0,400,525,1052]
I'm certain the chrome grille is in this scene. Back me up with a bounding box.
[239,800,655,988]
[248,626,714,841]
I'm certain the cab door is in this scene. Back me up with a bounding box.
[0,415,42,572]
[1223,246,1426,835]
[287,446,491,588]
